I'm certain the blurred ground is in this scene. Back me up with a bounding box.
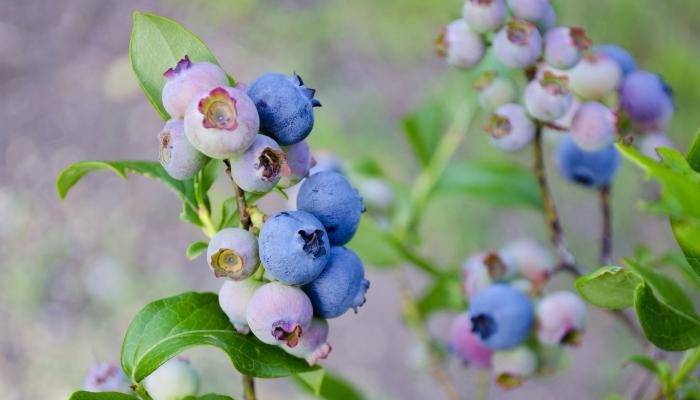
[1,0,699,399]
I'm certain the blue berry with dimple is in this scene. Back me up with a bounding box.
[468,283,534,350]
[303,246,370,318]
[556,134,620,188]
[297,171,364,246]
[247,72,321,146]
[259,211,330,285]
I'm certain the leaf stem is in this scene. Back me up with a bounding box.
[600,185,612,265]
[671,346,700,388]
[242,374,257,400]
[385,232,441,277]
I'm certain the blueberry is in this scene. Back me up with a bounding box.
[449,312,493,368]
[498,239,555,285]
[303,246,370,318]
[297,171,364,245]
[536,291,587,346]
[485,103,535,152]
[492,346,537,389]
[506,0,550,23]
[184,86,259,159]
[621,71,674,126]
[570,101,616,151]
[468,283,534,350]
[161,55,228,119]
[462,251,514,300]
[158,119,208,180]
[595,44,637,77]
[524,72,573,122]
[247,72,320,146]
[544,27,590,69]
[493,19,542,69]
[569,53,622,100]
[282,318,332,366]
[435,19,485,69]
[206,228,259,280]
[640,132,674,161]
[278,140,312,188]
[259,211,330,285]
[84,362,129,393]
[219,279,263,334]
[462,0,506,33]
[143,358,200,400]
[230,134,288,193]
[556,134,620,188]
[474,71,518,112]
[246,282,313,347]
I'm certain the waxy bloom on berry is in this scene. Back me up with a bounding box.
[206,228,259,280]
[143,358,200,400]
[246,282,313,348]
[492,346,537,389]
[474,71,518,112]
[161,56,227,119]
[536,291,588,346]
[283,318,332,366]
[462,0,506,33]
[493,19,542,69]
[219,279,263,334]
[569,52,622,100]
[450,312,493,368]
[158,119,208,180]
[469,283,534,350]
[524,72,573,122]
[463,251,513,299]
[570,101,616,151]
[499,238,556,285]
[544,27,591,69]
[485,104,535,152]
[557,134,620,188]
[435,19,485,69]
[230,134,289,193]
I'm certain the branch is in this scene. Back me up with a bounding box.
[599,185,612,265]
[242,375,256,400]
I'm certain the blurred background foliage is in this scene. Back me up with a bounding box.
[0,0,699,399]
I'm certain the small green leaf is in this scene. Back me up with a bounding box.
[275,186,289,200]
[347,217,401,267]
[401,100,447,167]
[69,392,137,400]
[634,283,700,351]
[671,218,700,278]
[685,126,700,173]
[186,241,208,260]
[293,370,365,400]
[417,276,466,319]
[575,266,642,309]
[626,354,660,374]
[121,292,314,382]
[434,160,543,209]
[295,369,326,396]
[130,12,229,120]
[656,252,700,288]
[624,258,696,316]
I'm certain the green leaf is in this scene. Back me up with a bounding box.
[624,258,696,316]
[293,370,365,400]
[69,392,137,400]
[121,292,314,382]
[433,160,543,209]
[685,126,700,173]
[606,395,627,400]
[634,283,700,351]
[401,100,447,167]
[575,266,642,309]
[57,160,201,226]
[417,276,466,318]
[626,354,661,374]
[186,241,208,260]
[130,12,229,120]
[295,369,326,396]
[671,218,700,278]
[347,217,401,267]
[184,395,236,400]
[656,252,700,288]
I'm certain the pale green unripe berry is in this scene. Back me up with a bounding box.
[143,358,199,400]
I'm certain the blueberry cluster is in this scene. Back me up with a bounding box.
[451,239,588,388]
[436,0,676,188]
[155,55,369,366]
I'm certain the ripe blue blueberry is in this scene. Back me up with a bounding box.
[524,72,573,122]
[279,140,312,188]
[303,246,370,319]
[493,19,542,69]
[569,53,622,99]
[570,101,616,151]
[595,44,637,77]
[469,283,534,350]
[283,318,332,366]
[536,291,587,346]
[184,86,259,159]
[219,279,263,334]
[435,19,485,69]
[297,171,364,245]
[158,119,208,180]
[247,72,320,146]
[161,55,228,119]
[246,282,313,348]
[621,71,674,127]
[230,134,289,193]
[485,103,535,152]
[556,134,620,188]
[206,228,259,280]
[143,358,200,400]
[259,211,330,285]
[450,312,492,368]
[462,0,506,33]
[543,27,590,69]
[474,71,518,112]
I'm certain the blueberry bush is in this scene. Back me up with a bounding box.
[57,3,700,400]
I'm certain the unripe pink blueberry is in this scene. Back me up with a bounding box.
[162,56,228,119]
[219,279,263,334]
[206,228,259,280]
[230,134,289,193]
[84,362,129,393]
[570,101,616,151]
[639,132,674,161]
[462,0,507,33]
[278,140,312,188]
[493,19,542,69]
[283,318,332,366]
[435,19,485,69]
[246,282,313,348]
[569,53,622,100]
[536,291,587,346]
[449,312,493,368]
[463,251,513,299]
[485,104,535,151]
[621,71,674,127]
[492,346,537,389]
[499,239,556,285]
[158,119,208,180]
[506,0,550,23]
[184,86,259,159]
[143,358,200,400]
[474,71,518,112]
[544,27,591,69]
[524,72,573,122]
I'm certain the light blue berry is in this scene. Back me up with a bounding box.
[469,283,534,350]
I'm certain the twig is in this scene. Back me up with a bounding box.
[599,185,612,265]
[242,375,256,400]
[394,269,463,400]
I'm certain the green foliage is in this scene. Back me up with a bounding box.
[575,266,641,309]
[417,275,465,318]
[401,100,447,167]
[69,393,137,400]
[293,370,365,400]
[434,160,543,209]
[348,217,402,267]
[186,241,208,260]
[121,292,315,382]
[295,369,326,396]
[624,258,695,316]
